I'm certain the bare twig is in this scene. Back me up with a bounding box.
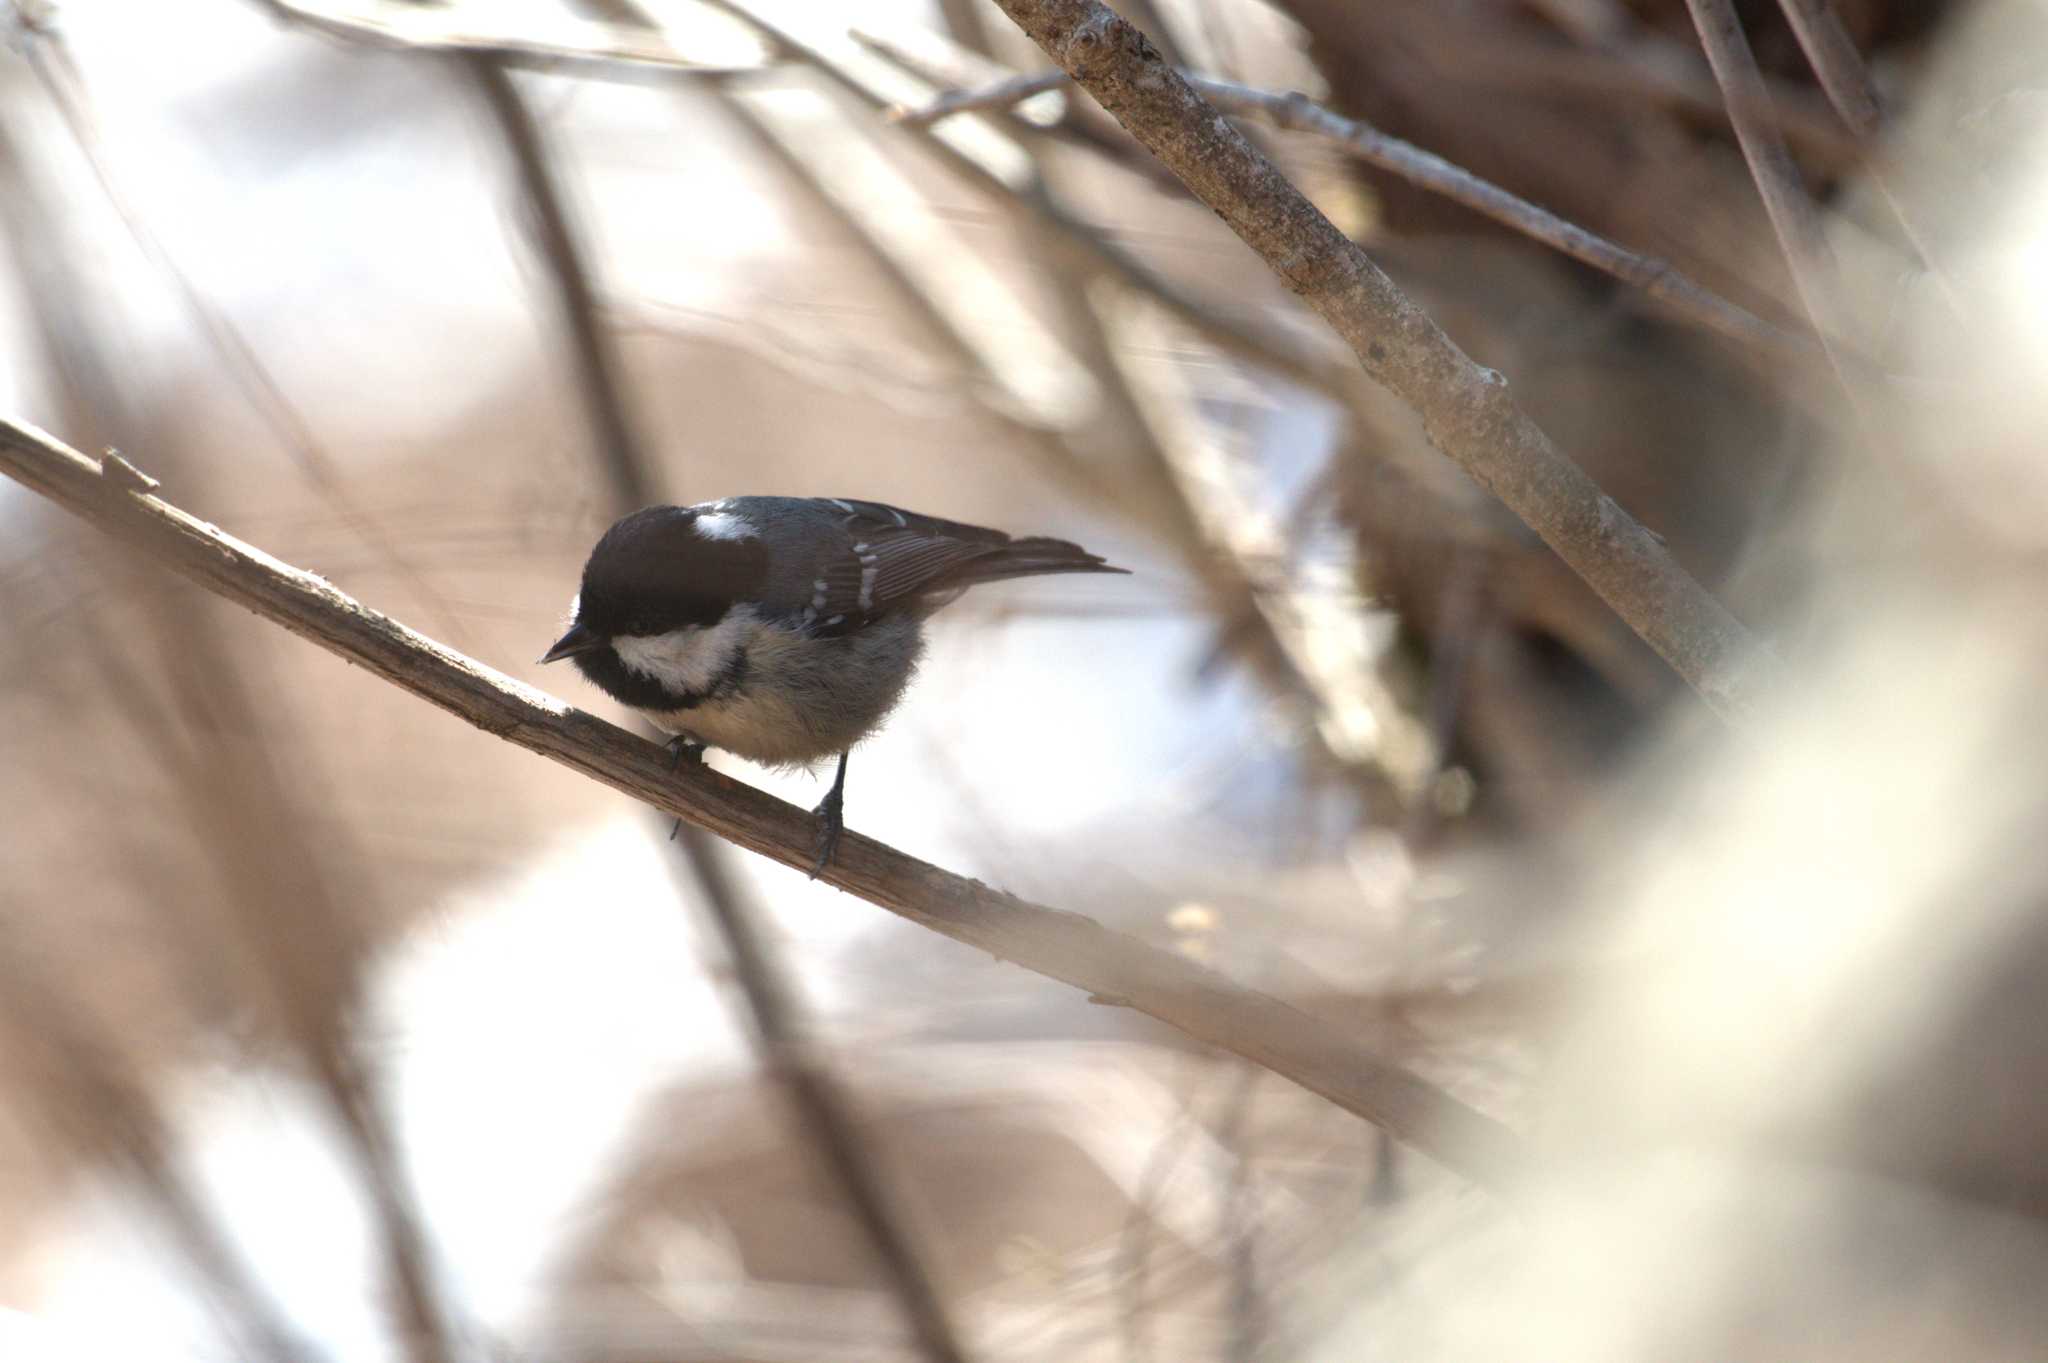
[889,68,1067,127]
[892,64,1812,363]
[719,86,1097,437]
[468,60,653,513]
[254,0,1351,421]
[987,0,1774,724]
[1458,11,1860,166]
[1765,0,1962,317]
[1180,74,1820,363]
[0,418,1528,1193]
[1772,0,1881,137]
[670,825,969,1363]
[1680,0,1858,384]
[248,0,768,83]
[707,5,1350,401]
[472,50,972,1363]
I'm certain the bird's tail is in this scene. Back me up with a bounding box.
[942,537,1128,588]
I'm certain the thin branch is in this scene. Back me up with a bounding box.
[1772,0,1881,137]
[1179,74,1822,362]
[1680,0,1859,391]
[718,87,1097,438]
[891,65,1813,363]
[1454,10,1861,167]
[0,419,1528,1194]
[670,825,969,1363]
[255,0,1354,420]
[248,0,768,83]
[471,50,973,1363]
[707,4,1352,400]
[889,68,1067,128]
[1766,0,1963,317]
[986,0,1775,724]
[468,59,653,513]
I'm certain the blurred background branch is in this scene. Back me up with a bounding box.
[9,0,2046,1359]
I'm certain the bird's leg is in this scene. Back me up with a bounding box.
[664,736,706,840]
[809,751,849,878]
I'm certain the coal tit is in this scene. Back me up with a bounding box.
[541,497,1126,872]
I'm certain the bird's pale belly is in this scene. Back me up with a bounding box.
[646,614,925,767]
[647,690,854,767]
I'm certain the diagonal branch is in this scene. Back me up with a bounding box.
[467,60,653,514]
[890,69,1070,128]
[669,823,968,1361]
[985,0,1775,724]
[1771,0,1881,137]
[470,52,972,1363]
[1680,0,1853,379]
[890,62,1813,364]
[0,418,1527,1195]
[248,0,767,82]
[1765,0,1962,317]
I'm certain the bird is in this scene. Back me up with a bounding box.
[540,496,1127,874]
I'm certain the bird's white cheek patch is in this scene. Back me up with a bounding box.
[612,610,755,693]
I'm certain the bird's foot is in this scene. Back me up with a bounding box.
[808,787,844,879]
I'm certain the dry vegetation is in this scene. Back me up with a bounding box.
[6,0,2048,1360]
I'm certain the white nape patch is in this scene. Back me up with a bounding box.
[613,607,759,694]
[829,498,855,512]
[692,510,756,542]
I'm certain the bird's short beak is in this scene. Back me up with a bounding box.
[539,622,605,665]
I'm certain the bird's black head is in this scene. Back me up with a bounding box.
[540,504,767,706]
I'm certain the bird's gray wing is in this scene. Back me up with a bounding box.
[794,498,1120,636]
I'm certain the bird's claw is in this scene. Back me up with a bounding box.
[665,736,705,772]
